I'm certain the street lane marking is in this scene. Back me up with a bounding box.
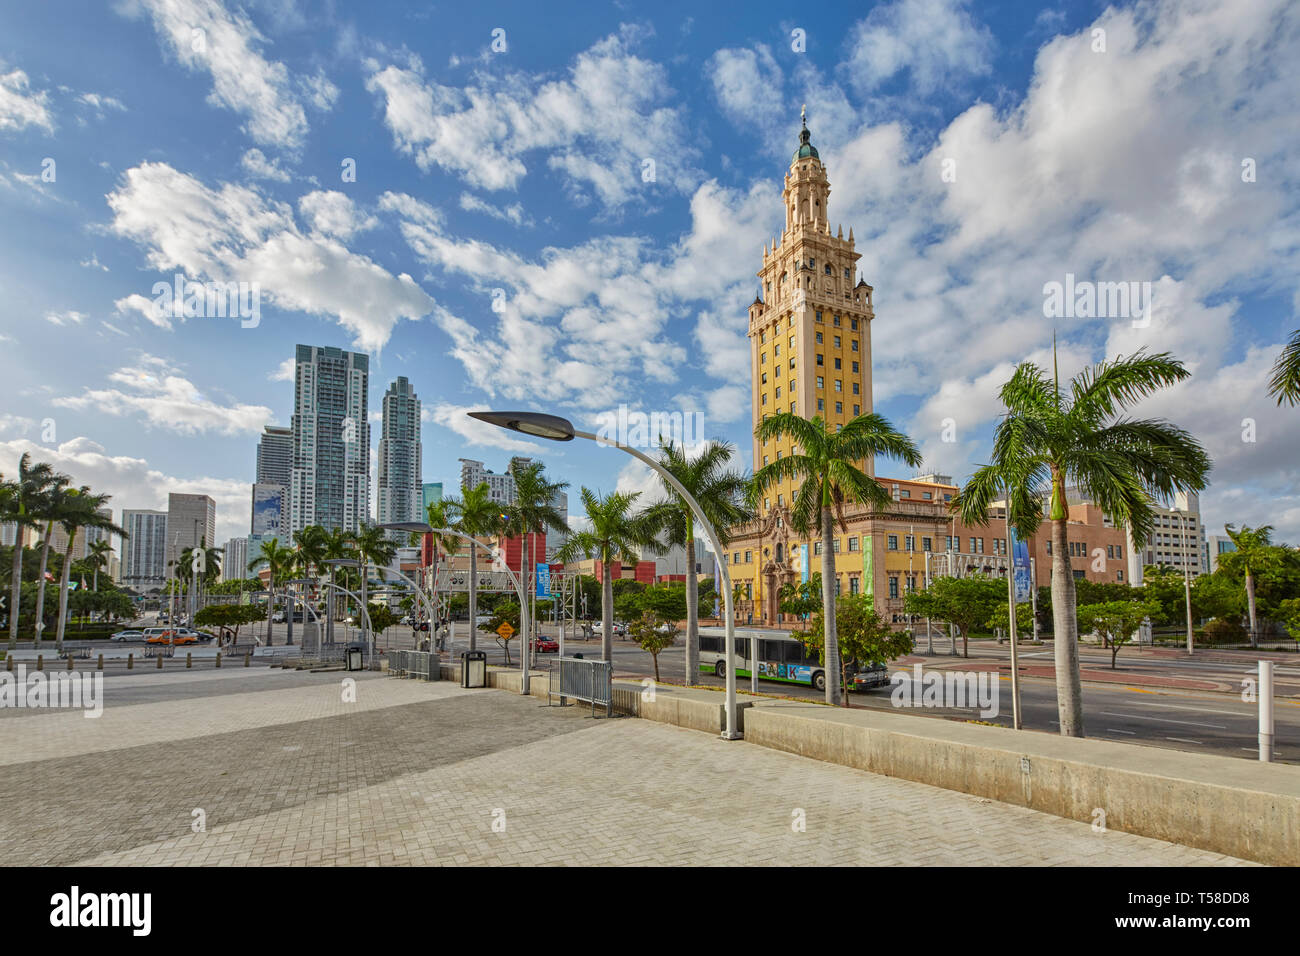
[1165,737,1202,745]
[1100,711,1227,729]
[1106,728,1136,734]
[1134,701,1258,718]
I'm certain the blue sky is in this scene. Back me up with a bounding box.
[1,0,1298,549]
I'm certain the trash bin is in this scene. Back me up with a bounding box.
[461,650,487,688]
[573,653,583,659]
[346,642,364,672]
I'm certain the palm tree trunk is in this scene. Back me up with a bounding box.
[32,522,53,650]
[820,507,841,706]
[1050,516,1085,736]
[684,533,698,686]
[55,540,74,652]
[602,554,614,663]
[8,534,23,650]
[1245,571,1258,648]
[468,546,478,653]
[266,582,275,646]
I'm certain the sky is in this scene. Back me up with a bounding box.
[0,0,1298,553]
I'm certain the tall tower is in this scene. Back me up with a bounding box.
[748,109,876,518]
[377,376,422,535]
[289,345,370,534]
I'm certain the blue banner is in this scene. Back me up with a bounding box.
[800,541,810,584]
[535,563,551,598]
[1010,526,1032,603]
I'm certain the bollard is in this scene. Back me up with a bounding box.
[127,653,134,670]
[5,656,11,672]
[186,652,192,669]
[156,652,163,669]
[36,655,43,671]
[1259,660,1275,762]
[216,652,222,669]
[97,653,103,671]
[244,652,250,668]
[68,654,74,671]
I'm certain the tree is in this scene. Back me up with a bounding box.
[642,440,752,686]
[4,454,65,649]
[988,600,1034,635]
[555,488,661,663]
[1078,600,1158,668]
[914,576,1002,657]
[1220,525,1279,647]
[53,488,123,652]
[752,412,922,705]
[631,612,678,682]
[804,593,913,700]
[249,538,294,644]
[635,583,688,622]
[442,482,504,653]
[952,348,1210,736]
[1267,329,1300,407]
[778,573,822,630]
[351,523,397,654]
[29,475,73,650]
[86,539,114,592]
[504,459,569,662]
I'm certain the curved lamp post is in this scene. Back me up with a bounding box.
[468,409,741,740]
[377,523,445,655]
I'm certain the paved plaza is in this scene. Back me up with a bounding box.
[0,670,1251,866]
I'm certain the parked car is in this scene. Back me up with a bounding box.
[532,636,559,653]
[271,610,286,623]
[111,629,144,642]
[849,663,891,691]
[141,627,171,640]
[592,621,629,637]
[475,614,493,628]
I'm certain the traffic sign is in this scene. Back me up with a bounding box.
[495,621,515,639]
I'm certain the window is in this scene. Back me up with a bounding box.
[835,402,843,413]
[970,537,977,553]
[905,535,914,551]
[761,352,767,364]
[853,404,860,415]
[833,315,841,327]
[774,365,781,377]
[907,575,918,592]
[789,358,796,370]
[774,344,780,357]
[759,332,766,344]
[1046,541,1052,555]
[834,357,842,370]
[745,551,751,563]
[817,398,824,411]
[824,263,832,275]
[762,456,768,466]
[789,336,795,348]
[733,552,739,564]
[834,336,841,348]
[815,310,823,322]
[849,576,859,594]
[790,402,796,414]
[817,354,824,366]
[851,318,858,330]
[922,491,932,500]
[844,268,852,281]
[808,257,815,269]
[888,576,899,599]
[761,393,767,405]
[775,386,781,398]
[790,379,795,391]
[832,538,841,553]
[852,361,859,373]
[834,380,842,392]
[848,537,859,552]
[851,340,859,352]
[1107,545,1114,559]
[852,382,860,395]
[813,542,822,555]
[761,372,767,384]
[816,376,824,389]
[1117,570,1124,582]
[1116,544,1123,558]
[815,331,823,344]
[900,489,910,498]
[922,536,932,552]
[888,534,899,550]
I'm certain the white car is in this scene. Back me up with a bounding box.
[111,629,144,641]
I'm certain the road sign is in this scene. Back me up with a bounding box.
[495,621,515,639]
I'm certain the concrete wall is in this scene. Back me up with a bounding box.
[743,700,1299,866]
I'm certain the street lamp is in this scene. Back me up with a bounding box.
[324,558,362,652]
[469,409,742,740]
[377,522,447,659]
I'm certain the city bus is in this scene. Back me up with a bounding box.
[697,626,828,691]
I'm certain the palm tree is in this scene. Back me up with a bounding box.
[31,478,74,651]
[1267,330,1300,406]
[86,539,114,592]
[320,526,354,645]
[505,461,569,663]
[954,349,1210,737]
[4,454,64,648]
[554,488,661,663]
[424,498,460,638]
[351,523,397,654]
[54,488,124,652]
[249,538,294,645]
[1222,524,1276,647]
[442,482,504,652]
[642,440,752,686]
[290,525,329,646]
[753,413,922,705]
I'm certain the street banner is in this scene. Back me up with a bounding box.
[862,533,874,610]
[1010,526,1032,603]
[800,541,809,584]
[535,563,551,598]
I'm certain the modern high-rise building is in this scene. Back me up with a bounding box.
[289,345,370,534]
[121,509,168,592]
[1125,491,1206,584]
[166,493,217,586]
[251,483,286,539]
[458,457,515,502]
[254,424,292,537]
[1206,534,1237,573]
[377,376,422,535]
[222,537,249,583]
[421,482,443,513]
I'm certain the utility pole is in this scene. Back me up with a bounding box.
[1183,511,1194,656]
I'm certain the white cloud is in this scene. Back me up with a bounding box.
[240,147,291,182]
[0,436,252,547]
[0,67,53,133]
[458,192,529,227]
[843,0,995,95]
[52,354,273,437]
[298,190,378,239]
[76,92,126,118]
[80,253,109,272]
[107,163,434,351]
[422,403,547,454]
[114,293,173,331]
[119,0,323,149]
[269,357,295,381]
[365,27,699,208]
[45,310,87,326]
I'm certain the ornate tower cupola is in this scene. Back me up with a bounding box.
[784,105,831,231]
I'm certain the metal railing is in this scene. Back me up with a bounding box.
[549,656,612,717]
[389,650,439,681]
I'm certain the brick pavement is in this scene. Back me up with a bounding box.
[0,673,1251,866]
